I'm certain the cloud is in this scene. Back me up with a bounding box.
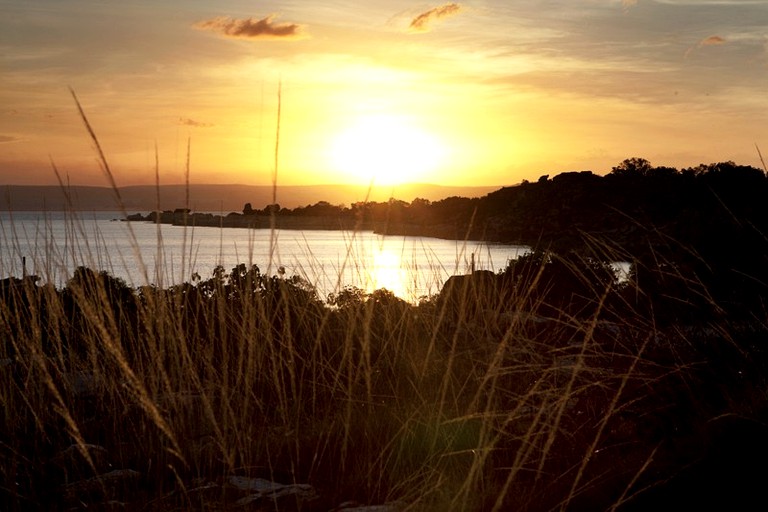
[409,3,462,33]
[701,35,726,45]
[622,0,638,8]
[0,135,21,144]
[179,118,213,128]
[194,15,307,41]
[685,34,727,57]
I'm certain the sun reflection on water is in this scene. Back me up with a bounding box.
[358,240,478,302]
[368,248,409,299]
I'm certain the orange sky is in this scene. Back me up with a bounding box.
[2,1,767,187]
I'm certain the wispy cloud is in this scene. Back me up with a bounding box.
[701,35,726,45]
[686,34,727,57]
[0,135,21,144]
[194,15,307,41]
[409,3,462,33]
[179,118,213,128]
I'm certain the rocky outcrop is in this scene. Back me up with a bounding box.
[438,269,503,315]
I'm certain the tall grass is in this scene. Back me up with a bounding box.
[1,99,767,511]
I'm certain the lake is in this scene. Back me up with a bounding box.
[0,211,529,302]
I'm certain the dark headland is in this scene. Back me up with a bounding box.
[126,158,768,255]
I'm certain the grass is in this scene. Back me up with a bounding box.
[4,217,766,512]
[1,96,767,511]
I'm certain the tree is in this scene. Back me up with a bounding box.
[611,157,653,177]
[264,203,281,215]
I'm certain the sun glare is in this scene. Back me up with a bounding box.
[329,114,445,185]
[369,248,409,299]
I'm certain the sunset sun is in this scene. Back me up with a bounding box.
[329,114,445,185]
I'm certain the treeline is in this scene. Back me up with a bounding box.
[474,158,768,250]
[239,158,768,251]
[238,195,476,237]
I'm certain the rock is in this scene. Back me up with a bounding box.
[60,469,141,503]
[438,270,500,315]
[227,476,315,505]
[333,501,404,511]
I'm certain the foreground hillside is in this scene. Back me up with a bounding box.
[2,221,767,510]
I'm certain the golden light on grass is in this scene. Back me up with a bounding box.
[328,114,446,185]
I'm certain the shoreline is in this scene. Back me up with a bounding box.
[125,209,499,244]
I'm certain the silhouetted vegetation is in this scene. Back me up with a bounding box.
[134,158,768,259]
[3,229,768,510]
[4,158,768,510]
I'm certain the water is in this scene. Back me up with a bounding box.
[0,211,529,302]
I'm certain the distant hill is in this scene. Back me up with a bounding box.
[0,183,500,212]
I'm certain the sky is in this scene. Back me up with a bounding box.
[1,0,767,188]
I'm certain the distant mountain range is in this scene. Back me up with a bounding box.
[0,183,500,212]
